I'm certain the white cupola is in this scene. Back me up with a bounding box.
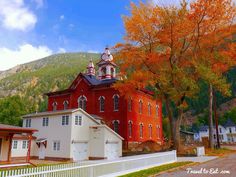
[97,47,117,80]
[86,59,95,76]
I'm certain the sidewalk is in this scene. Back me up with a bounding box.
[177,156,218,163]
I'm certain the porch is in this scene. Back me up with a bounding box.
[0,124,37,164]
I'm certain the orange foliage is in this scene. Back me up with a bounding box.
[114,0,236,100]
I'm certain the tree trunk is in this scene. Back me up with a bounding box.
[213,89,220,148]
[164,96,174,146]
[208,84,214,149]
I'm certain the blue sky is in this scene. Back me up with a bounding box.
[0,0,182,70]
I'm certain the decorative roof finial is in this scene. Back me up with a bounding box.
[86,59,95,76]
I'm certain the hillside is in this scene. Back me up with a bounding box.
[0,52,100,112]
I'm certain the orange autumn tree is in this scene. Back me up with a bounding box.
[114,0,236,151]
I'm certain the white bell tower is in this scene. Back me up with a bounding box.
[97,47,117,80]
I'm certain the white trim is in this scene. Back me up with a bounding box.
[112,120,120,124]
[112,94,120,99]
[128,120,133,124]
[98,96,105,100]
[78,95,87,101]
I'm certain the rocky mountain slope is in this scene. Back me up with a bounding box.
[0,52,100,111]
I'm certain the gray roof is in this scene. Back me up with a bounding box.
[83,74,117,86]
[224,118,236,127]
[199,125,209,131]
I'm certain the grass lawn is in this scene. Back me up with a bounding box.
[118,161,193,177]
[205,147,236,156]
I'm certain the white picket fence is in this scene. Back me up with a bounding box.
[0,150,177,177]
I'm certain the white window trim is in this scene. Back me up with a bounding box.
[113,94,119,111]
[98,96,105,112]
[53,140,60,151]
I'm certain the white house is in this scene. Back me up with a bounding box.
[198,118,236,143]
[21,108,123,161]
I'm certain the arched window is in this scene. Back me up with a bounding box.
[113,120,119,133]
[148,103,151,116]
[99,96,105,112]
[139,123,144,138]
[78,95,87,111]
[149,124,152,138]
[156,105,159,117]
[139,100,143,114]
[156,125,160,139]
[63,100,69,110]
[52,102,57,111]
[128,121,133,137]
[128,98,132,112]
[113,94,119,111]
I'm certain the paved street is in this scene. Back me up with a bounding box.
[157,153,236,177]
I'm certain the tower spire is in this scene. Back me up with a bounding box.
[86,59,95,76]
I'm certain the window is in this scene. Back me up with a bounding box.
[113,120,119,133]
[75,115,82,126]
[42,117,49,127]
[157,125,160,139]
[113,95,119,111]
[78,95,87,111]
[12,140,18,149]
[53,141,60,151]
[99,96,105,112]
[148,103,151,116]
[214,134,216,139]
[139,124,143,138]
[62,115,69,125]
[156,105,159,117]
[63,100,69,110]
[52,102,57,111]
[25,119,31,127]
[139,100,143,114]
[128,121,132,137]
[128,98,132,112]
[149,124,152,138]
[22,140,28,149]
[229,128,232,133]
[219,128,222,133]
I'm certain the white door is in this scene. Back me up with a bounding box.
[73,142,88,161]
[39,145,45,159]
[106,143,119,160]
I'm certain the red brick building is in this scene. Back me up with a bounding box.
[46,48,163,148]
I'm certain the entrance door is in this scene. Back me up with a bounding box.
[39,144,45,159]
[72,142,88,162]
[0,138,2,160]
[106,143,119,160]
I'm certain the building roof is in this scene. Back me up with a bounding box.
[180,130,194,135]
[199,125,209,132]
[45,73,117,96]
[224,118,236,127]
[0,124,37,133]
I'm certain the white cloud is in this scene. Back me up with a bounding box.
[0,44,52,70]
[0,0,37,31]
[60,15,65,20]
[58,47,66,53]
[34,0,44,8]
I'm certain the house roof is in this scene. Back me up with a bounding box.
[23,108,101,125]
[0,124,37,133]
[199,125,209,132]
[224,118,236,127]
[180,130,194,135]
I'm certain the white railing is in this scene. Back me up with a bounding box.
[196,146,205,156]
[0,150,177,177]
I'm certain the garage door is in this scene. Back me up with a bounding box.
[105,143,119,160]
[72,142,88,161]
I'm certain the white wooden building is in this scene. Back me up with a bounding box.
[21,108,123,161]
[198,118,236,143]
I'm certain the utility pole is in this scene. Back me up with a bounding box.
[214,89,220,148]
